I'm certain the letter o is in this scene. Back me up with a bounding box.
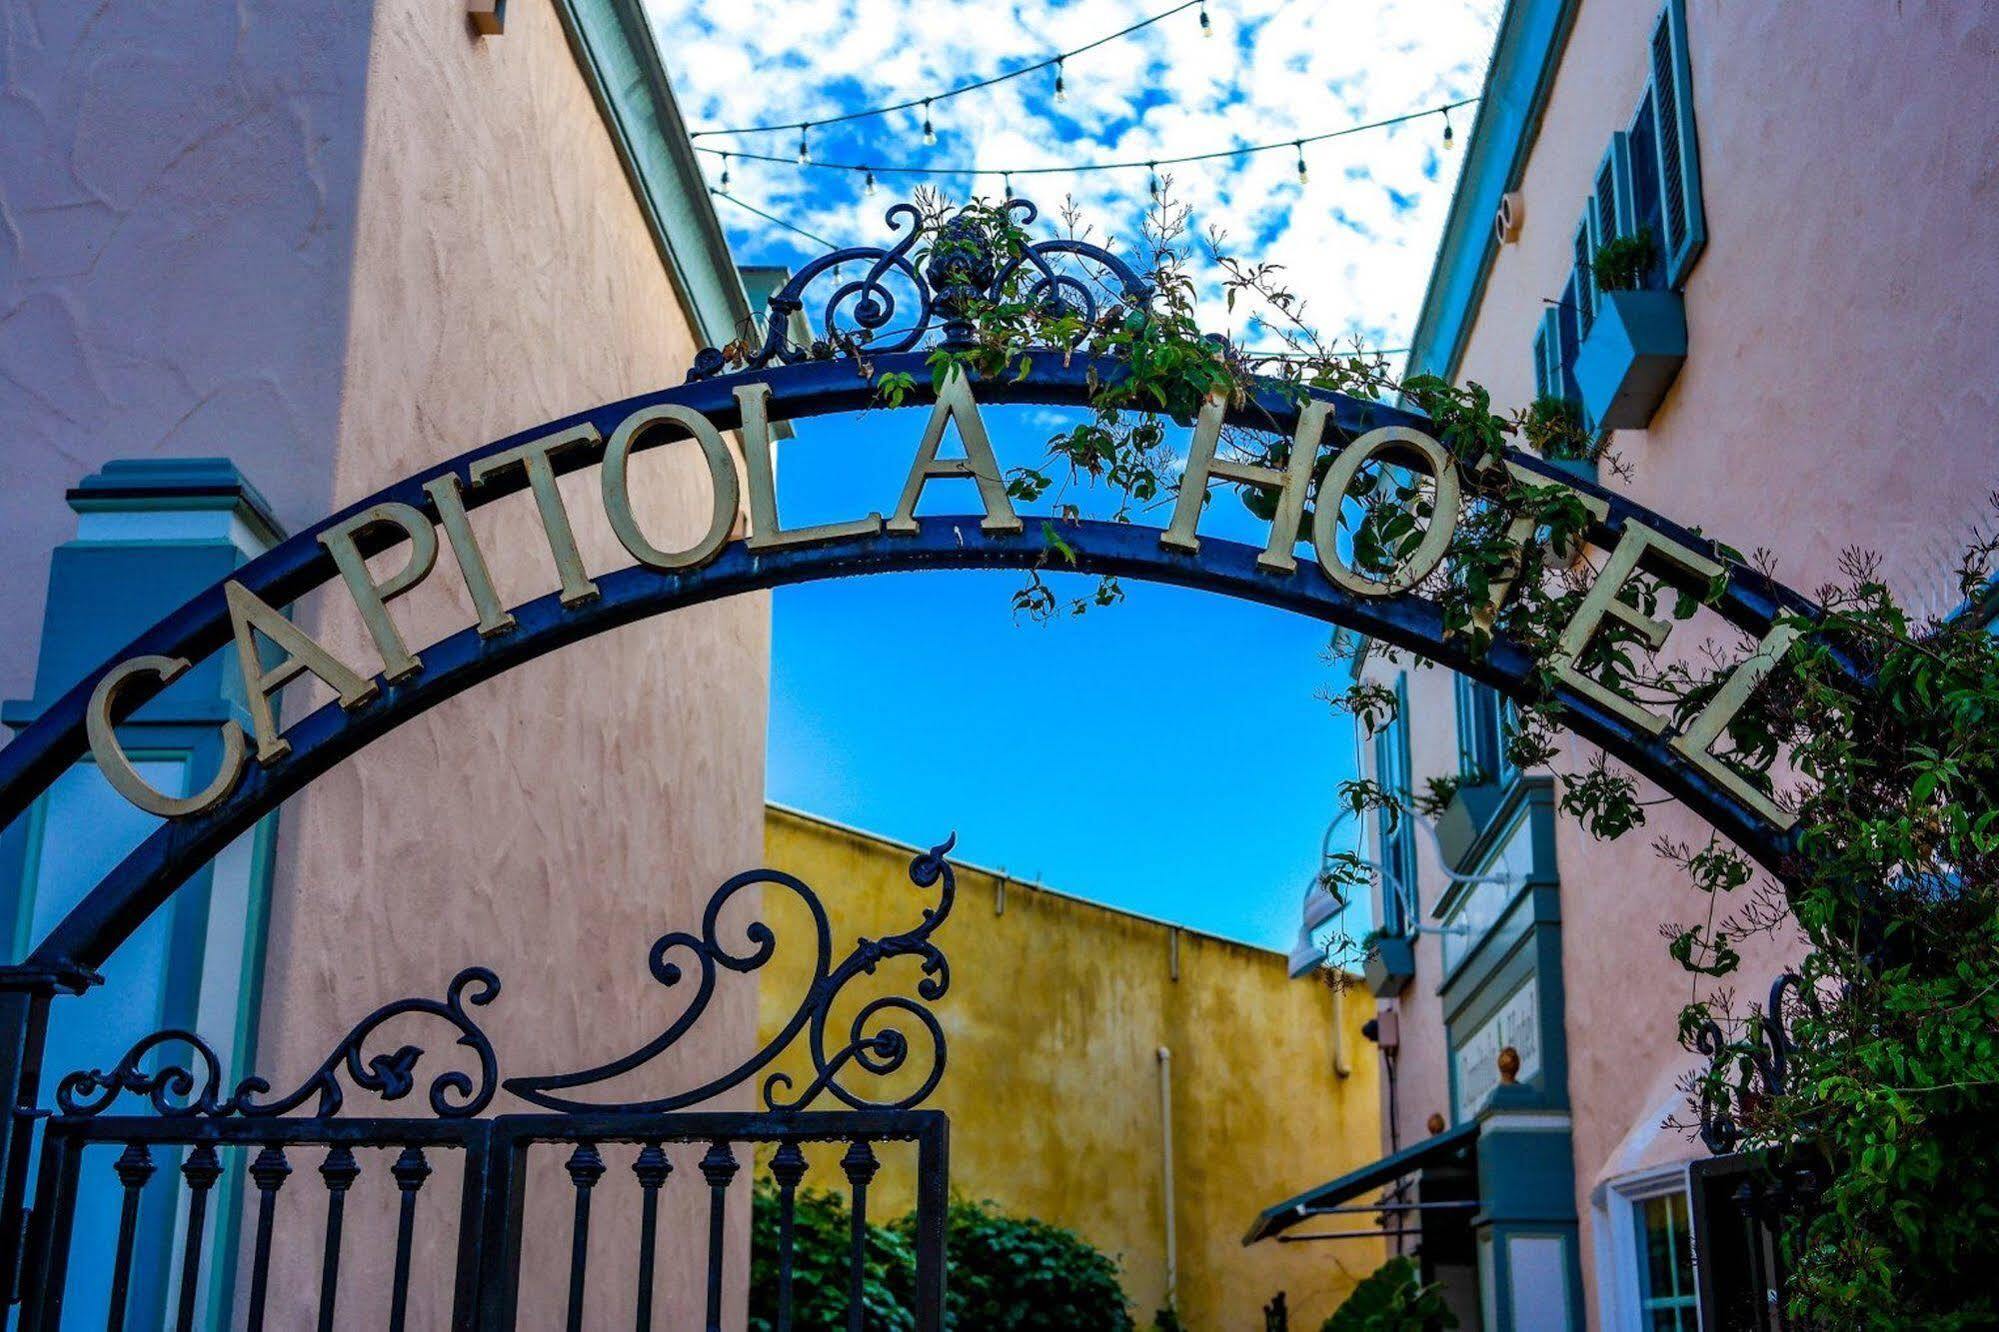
[602,404,742,571]
[86,655,248,818]
[1310,426,1463,596]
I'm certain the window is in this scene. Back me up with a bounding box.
[1529,0,1706,386]
[1648,0,1707,286]
[1454,677,1514,786]
[1636,1190,1699,1331]
[1373,676,1416,935]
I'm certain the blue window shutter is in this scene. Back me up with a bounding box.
[1532,320,1552,399]
[1596,132,1636,242]
[1650,0,1707,285]
[1572,216,1597,334]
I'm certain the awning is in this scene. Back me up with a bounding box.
[1244,1121,1481,1244]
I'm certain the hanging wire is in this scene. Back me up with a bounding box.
[695,97,1478,181]
[690,0,1210,138]
[710,188,840,252]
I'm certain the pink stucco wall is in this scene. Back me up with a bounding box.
[3,0,767,1324]
[243,2,770,1326]
[1383,2,1997,1326]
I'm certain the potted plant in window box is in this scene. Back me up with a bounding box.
[1573,228,1687,431]
[1520,394,1600,484]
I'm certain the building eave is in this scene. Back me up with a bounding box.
[553,0,754,352]
[1404,0,1582,384]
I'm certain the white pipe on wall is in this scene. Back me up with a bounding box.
[1157,1045,1177,1313]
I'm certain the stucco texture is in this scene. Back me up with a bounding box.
[0,0,375,705]
[1390,2,1998,1326]
[240,1,769,1327]
[762,806,1383,1330]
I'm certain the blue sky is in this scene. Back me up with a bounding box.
[645,0,1500,948]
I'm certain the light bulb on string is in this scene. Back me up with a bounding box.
[1002,173,1014,201]
[864,168,878,197]
[720,153,731,191]
[1295,142,1308,185]
[1442,107,1455,151]
[1148,162,1159,201]
[1054,59,1067,104]
[796,126,810,165]
[921,99,937,146]
[1200,4,1212,37]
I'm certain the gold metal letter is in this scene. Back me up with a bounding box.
[1476,461,1612,631]
[887,368,1022,535]
[423,474,516,637]
[86,655,247,817]
[1161,396,1327,572]
[467,425,602,606]
[225,580,378,763]
[601,404,741,570]
[1669,621,1803,829]
[1550,521,1724,735]
[736,382,883,549]
[1310,427,1463,596]
[318,502,438,683]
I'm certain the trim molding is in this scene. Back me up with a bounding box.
[552,0,754,350]
[1405,0,1581,383]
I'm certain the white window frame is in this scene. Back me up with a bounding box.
[1594,1162,1701,1332]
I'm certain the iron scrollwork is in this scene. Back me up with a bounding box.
[506,835,957,1115]
[53,837,958,1122]
[687,197,1152,381]
[55,966,501,1120]
[1694,970,1820,1156]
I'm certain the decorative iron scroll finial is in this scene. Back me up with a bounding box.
[506,833,958,1115]
[1694,971,1819,1156]
[55,966,500,1120]
[689,197,1150,381]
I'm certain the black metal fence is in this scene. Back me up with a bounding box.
[9,838,960,1330]
[19,1108,945,1331]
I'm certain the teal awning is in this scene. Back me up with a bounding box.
[1244,1121,1480,1244]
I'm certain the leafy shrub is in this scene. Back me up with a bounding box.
[1590,227,1658,292]
[894,1198,1135,1331]
[749,1181,917,1332]
[1320,1257,1458,1332]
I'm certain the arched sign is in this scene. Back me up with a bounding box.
[0,199,1832,970]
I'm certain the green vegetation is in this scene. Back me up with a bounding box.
[1590,227,1659,292]
[1320,1257,1459,1332]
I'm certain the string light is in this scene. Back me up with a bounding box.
[697,96,1482,183]
[864,168,878,197]
[720,153,730,191]
[1003,173,1014,200]
[797,126,810,165]
[922,99,937,146]
[1295,141,1308,185]
[1054,59,1068,104]
[1442,107,1455,151]
[690,0,1206,139]
[1148,162,1160,200]
[1199,3,1212,37]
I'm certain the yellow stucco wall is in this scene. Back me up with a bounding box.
[763,806,1383,1329]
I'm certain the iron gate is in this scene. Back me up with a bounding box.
[13,839,958,1329]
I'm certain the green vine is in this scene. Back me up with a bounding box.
[858,191,1998,1328]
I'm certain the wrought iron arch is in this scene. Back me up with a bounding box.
[0,349,1831,976]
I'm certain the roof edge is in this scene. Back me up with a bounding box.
[1404,0,1581,384]
[553,0,754,352]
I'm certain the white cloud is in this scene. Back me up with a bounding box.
[645,0,1502,359]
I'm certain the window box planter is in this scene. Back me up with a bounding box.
[1364,934,1416,997]
[1538,454,1597,486]
[1573,289,1687,430]
[1435,780,1510,871]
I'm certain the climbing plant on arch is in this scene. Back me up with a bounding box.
[0,196,1991,1325]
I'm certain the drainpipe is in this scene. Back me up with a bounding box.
[1157,1045,1177,1313]
[1330,980,1352,1078]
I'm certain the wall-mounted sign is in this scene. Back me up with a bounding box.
[1454,981,1541,1118]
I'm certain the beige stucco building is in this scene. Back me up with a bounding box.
[762,805,1382,1330]
[1,1,767,1325]
[1280,2,1999,1329]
